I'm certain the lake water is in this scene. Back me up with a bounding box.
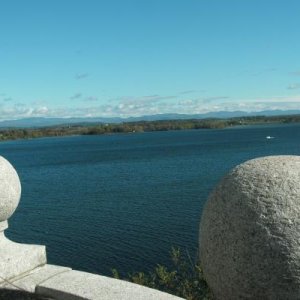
[1,123,300,276]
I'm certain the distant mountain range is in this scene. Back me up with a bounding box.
[0,110,300,128]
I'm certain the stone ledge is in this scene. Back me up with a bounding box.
[36,270,184,300]
[1,266,183,300]
[0,264,71,293]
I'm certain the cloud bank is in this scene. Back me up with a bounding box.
[1,94,300,121]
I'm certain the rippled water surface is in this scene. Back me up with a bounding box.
[1,124,300,275]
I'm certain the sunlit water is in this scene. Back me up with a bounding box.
[1,123,300,276]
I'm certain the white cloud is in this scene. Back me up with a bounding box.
[33,106,49,114]
[0,103,51,120]
[287,83,300,90]
[1,94,300,121]
[76,96,300,117]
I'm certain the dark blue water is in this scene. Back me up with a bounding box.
[1,124,300,276]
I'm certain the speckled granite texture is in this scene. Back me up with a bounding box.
[200,156,300,300]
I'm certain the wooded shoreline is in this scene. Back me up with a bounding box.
[1,114,300,142]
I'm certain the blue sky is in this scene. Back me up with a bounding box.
[1,0,300,120]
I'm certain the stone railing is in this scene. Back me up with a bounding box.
[2,155,300,299]
[0,156,182,300]
[199,155,300,300]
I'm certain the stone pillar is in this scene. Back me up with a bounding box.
[0,156,46,281]
[199,156,300,299]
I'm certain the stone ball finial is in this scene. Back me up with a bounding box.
[199,155,300,300]
[0,156,21,223]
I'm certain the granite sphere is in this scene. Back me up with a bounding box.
[0,156,21,222]
[199,155,300,300]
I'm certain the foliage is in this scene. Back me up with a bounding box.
[112,247,212,300]
[1,114,300,142]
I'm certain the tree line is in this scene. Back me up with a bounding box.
[0,114,300,142]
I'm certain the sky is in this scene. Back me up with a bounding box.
[1,0,300,120]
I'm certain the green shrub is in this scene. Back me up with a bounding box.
[112,247,212,300]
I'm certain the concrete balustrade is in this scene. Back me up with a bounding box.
[200,155,300,300]
[4,154,299,299]
[0,156,182,300]
[0,156,47,282]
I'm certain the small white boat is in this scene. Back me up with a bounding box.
[266,136,274,139]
